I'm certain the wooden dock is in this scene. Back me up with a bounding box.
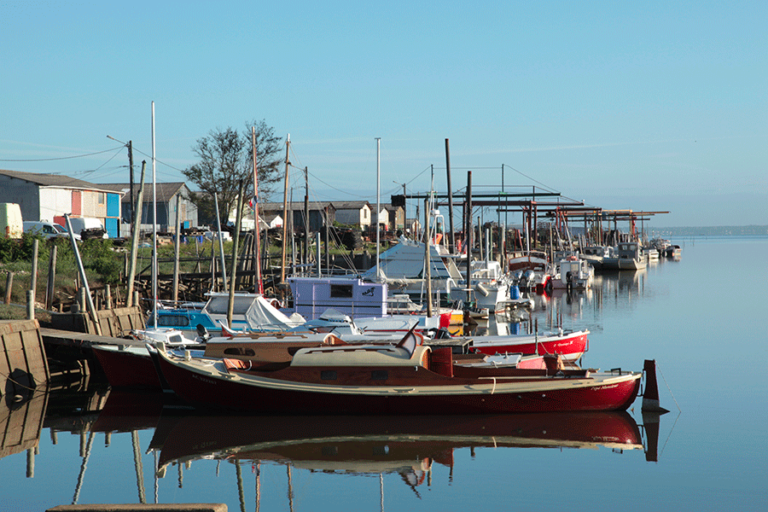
[0,320,49,398]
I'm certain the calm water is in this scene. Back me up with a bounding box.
[2,236,767,511]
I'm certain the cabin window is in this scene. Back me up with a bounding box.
[371,370,388,380]
[98,193,105,205]
[321,370,337,380]
[224,348,256,356]
[206,296,252,315]
[330,285,353,298]
[157,315,190,327]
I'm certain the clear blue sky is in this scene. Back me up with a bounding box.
[1,1,765,227]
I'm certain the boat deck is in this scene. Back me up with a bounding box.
[39,328,146,348]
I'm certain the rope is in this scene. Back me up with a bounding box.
[0,369,38,391]
[656,361,682,412]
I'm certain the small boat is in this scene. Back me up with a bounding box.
[154,331,642,415]
[462,328,589,362]
[552,256,594,290]
[664,245,682,258]
[508,250,549,273]
[149,292,305,338]
[581,245,613,271]
[602,242,648,271]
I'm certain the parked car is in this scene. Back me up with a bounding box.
[23,221,82,240]
[67,217,108,239]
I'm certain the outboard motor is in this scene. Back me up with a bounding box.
[196,324,210,343]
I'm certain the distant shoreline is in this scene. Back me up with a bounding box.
[648,226,767,237]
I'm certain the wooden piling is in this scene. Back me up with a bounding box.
[46,245,57,311]
[4,272,13,304]
[31,239,39,299]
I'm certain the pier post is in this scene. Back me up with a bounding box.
[46,245,57,311]
[26,290,34,320]
[30,239,39,300]
[5,271,13,304]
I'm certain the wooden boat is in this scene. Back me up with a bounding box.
[92,332,345,390]
[154,332,642,415]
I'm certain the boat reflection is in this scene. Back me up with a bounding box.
[154,410,655,483]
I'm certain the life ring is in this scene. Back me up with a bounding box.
[270,299,283,309]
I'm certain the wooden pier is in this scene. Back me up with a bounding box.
[0,320,49,398]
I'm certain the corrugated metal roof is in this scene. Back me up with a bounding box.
[97,182,187,203]
[332,200,371,210]
[259,201,335,212]
[0,169,123,193]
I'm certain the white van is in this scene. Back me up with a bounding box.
[0,203,23,239]
[67,217,108,239]
[23,221,82,240]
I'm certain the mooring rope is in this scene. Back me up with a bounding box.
[0,369,37,391]
[656,361,681,412]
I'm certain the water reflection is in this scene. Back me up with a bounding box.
[1,372,665,510]
[472,267,655,339]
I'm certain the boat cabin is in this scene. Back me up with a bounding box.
[287,277,388,320]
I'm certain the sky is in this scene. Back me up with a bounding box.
[1,0,765,228]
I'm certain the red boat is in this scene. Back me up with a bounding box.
[154,332,642,415]
[92,344,166,390]
[466,329,589,361]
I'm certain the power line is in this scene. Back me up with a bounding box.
[0,146,125,162]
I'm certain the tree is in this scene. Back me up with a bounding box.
[182,120,283,227]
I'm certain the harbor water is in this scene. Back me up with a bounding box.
[1,236,766,511]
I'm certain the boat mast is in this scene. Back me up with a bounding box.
[445,138,455,254]
[375,138,381,281]
[251,127,264,295]
[213,192,228,292]
[280,134,291,286]
[151,101,158,329]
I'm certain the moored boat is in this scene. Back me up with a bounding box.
[461,328,589,362]
[154,332,641,415]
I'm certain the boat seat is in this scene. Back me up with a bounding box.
[223,358,253,372]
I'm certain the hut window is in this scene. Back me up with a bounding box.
[371,370,388,380]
